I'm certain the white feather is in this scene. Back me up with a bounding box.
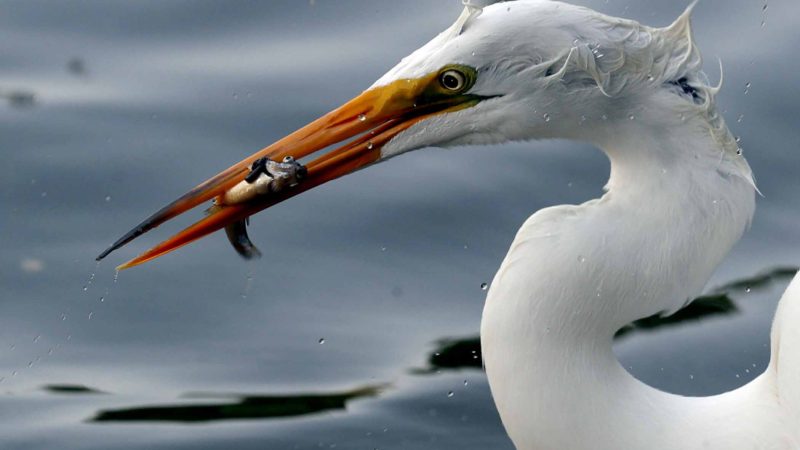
[372,1,798,447]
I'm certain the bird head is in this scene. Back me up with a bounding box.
[98,0,713,269]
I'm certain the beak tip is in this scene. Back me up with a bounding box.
[116,261,135,271]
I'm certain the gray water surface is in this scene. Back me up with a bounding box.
[1,1,798,449]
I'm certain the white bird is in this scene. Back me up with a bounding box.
[98,1,800,448]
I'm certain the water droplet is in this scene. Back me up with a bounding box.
[60,314,67,321]
[33,335,41,343]
[647,74,655,82]
[232,93,239,100]
[601,114,608,121]
[628,114,636,121]
[745,286,752,293]
[735,136,742,143]
[689,374,694,380]
[543,113,551,122]
[578,255,586,263]
[480,283,488,291]
[367,142,374,150]
[463,380,469,386]
[104,195,112,202]
[41,191,47,198]
[82,286,88,292]
[358,114,367,122]
[318,338,326,344]
[99,296,105,303]
[737,114,745,123]
[447,391,454,398]
[88,311,94,320]
[736,148,743,156]
[113,270,120,284]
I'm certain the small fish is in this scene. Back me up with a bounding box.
[220,156,307,259]
[224,217,262,260]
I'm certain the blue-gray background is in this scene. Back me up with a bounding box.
[1,1,797,449]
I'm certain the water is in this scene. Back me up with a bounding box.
[1,1,798,449]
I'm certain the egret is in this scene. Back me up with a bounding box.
[98,1,800,448]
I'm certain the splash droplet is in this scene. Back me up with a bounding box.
[358,114,367,122]
[543,113,551,122]
[480,283,488,291]
[318,338,326,344]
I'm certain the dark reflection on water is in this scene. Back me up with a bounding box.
[92,385,383,423]
[43,384,107,395]
[66,58,88,77]
[417,268,798,373]
[0,88,36,108]
[712,266,798,292]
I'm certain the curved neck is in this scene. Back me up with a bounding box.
[482,114,758,449]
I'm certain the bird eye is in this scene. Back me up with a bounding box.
[440,69,467,92]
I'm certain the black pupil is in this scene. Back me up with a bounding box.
[443,73,461,90]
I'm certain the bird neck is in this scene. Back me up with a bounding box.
[482,112,758,449]
[576,115,756,332]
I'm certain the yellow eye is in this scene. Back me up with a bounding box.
[440,69,467,92]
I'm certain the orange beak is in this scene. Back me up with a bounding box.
[97,70,484,270]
